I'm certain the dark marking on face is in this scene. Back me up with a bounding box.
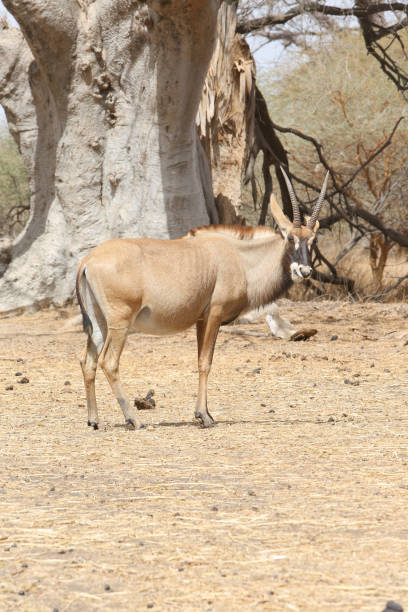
[288,235,312,269]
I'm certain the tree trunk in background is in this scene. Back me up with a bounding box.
[0,0,220,312]
[197,0,255,224]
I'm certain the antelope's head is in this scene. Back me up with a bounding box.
[270,168,329,282]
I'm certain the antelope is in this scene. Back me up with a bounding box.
[76,169,328,430]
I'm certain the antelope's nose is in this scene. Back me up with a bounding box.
[299,265,312,278]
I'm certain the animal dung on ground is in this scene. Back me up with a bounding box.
[134,390,156,410]
[289,328,317,342]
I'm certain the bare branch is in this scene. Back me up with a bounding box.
[333,231,366,266]
[349,205,408,247]
[339,117,405,191]
[312,269,356,295]
[369,273,408,298]
[237,2,408,34]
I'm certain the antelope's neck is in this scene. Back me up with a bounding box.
[237,235,292,311]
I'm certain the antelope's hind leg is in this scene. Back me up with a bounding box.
[99,327,142,430]
[80,336,101,430]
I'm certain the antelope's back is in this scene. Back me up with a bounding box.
[80,237,219,320]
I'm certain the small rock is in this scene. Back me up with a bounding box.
[147,604,154,609]
[328,417,335,423]
[17,377,29,384]
[5,386,13,391]
[104,584,111,592]
[330,335,338,341]
[15,372,23,376]
[248,490,256,496]
[268,409,275,413]
[211,506,218,512]
[18,590,25,596]
[344,379,359,386]
[22,563,28,568]
[16,358,24,362]
[384,602,403,612]
[64,380,71,386]
[301,356,307,361]
[252,367,261,374]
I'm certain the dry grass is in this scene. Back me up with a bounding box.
[0,301,408,611]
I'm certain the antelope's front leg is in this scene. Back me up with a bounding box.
[195,314,220,428]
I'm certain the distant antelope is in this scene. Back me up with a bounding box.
[76,170,328,430]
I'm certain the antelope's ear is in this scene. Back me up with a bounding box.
[269,193,293,236]
[304,216,320,234]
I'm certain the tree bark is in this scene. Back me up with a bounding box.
[197,0,256,223]
[0,0,219,312]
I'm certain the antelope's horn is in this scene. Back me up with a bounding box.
[307,171,329,229]
[280,166,301,228]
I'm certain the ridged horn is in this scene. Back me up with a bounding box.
[280,166,301,228]
[307,171,329,229]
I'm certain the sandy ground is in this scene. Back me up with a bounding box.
[0,300,407,612]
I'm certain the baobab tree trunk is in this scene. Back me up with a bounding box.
[0,0,220,312]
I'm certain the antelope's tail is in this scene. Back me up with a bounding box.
[75,264,93,337]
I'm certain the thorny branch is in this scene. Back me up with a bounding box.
[270,117,406,239]
[249,91,407,296]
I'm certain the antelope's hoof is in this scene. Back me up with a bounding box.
[201,420,216,429]
[126,418,143,430]
[195,413,216,428]
[87,421,99,430]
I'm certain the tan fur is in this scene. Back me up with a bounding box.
[76,195,320,430]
